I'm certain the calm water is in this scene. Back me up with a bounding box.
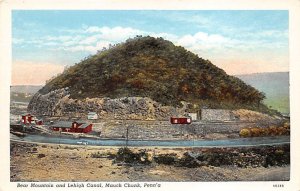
[20,134,290,147]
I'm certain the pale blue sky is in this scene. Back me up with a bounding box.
[12,10,288,85]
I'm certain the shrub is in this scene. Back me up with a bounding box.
[283,122,290,129]
[154,153,178,165]
[240,125,290,138]
[277,127,287,135]
[239,128,251,137]
[115,147,151,164]
[260,128,269,136]
[250,127,262,137]
[268,126,278,136]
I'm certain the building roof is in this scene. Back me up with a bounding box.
[51,121,91,129]
[80,123,91,129]
[74,120,86,124]
[22,113,33,116]
[51,121,73,128]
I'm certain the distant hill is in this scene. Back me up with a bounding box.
[236,72,289,114]
[10,85,43,94]
[36,36,271,113]
[10,85,42,102]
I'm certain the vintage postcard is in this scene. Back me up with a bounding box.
[1,0,300,190]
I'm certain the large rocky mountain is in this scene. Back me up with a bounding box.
[36,36,265,109]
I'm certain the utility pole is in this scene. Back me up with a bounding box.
[125,125,129,147]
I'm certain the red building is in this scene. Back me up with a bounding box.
[50,121,92,133]
[170,117,192,124]
[21,114,34,124]
[21,114,43,125]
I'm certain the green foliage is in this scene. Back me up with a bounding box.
[39,36,267,110]
[239,128,251,137]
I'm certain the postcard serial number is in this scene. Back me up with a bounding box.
[273,184,284,188]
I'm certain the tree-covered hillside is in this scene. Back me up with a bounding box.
[39,36,267,111]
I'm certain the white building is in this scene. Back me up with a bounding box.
[188,113,198,121]
[87,112,98,120]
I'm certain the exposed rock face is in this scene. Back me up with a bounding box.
[28,88,283,122]
[28,88,185,120]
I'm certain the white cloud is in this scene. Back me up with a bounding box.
[53,26,147,53]
[51,26,286,65]
[95,41,111,50]
[44,42,59,46]
[85,26,102,33]
[19,25,243,55]
[47,26,146,53]
[150,33,178,41]
[27,39,44,44]
[79,34,102,45]
[63,45,95,53]
[97,26,145,42]
[45,35,73,42]
[61,36,84,46]
[177,35,196,47]
[63,41,112,54]
[12,38,24,44]
[175,31,241,55]
[181,32,235,47]
[15,25,288,76]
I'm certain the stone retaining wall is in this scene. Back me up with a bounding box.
[201,109,236,121]
[95,120,283,140]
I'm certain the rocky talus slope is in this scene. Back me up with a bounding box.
[28,88,186,120]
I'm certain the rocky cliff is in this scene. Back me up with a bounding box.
[28,88,186,120]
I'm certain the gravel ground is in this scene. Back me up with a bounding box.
[10,142,290,182]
